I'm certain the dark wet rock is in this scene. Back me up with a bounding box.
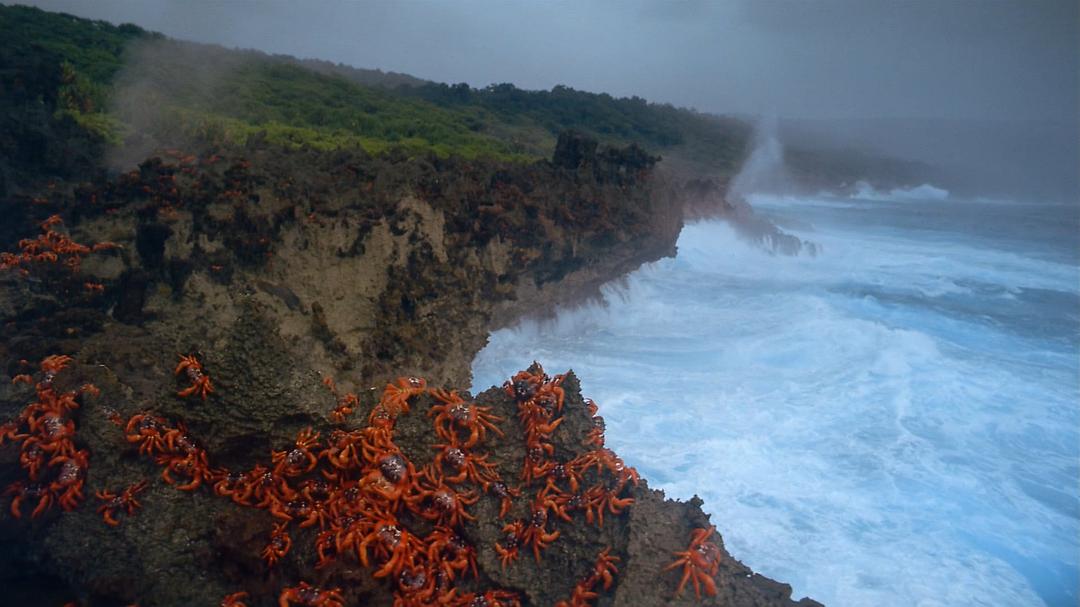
[135,222,172,270]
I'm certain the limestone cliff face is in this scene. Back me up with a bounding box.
[0,137,818,606]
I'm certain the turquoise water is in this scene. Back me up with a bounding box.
[472,190,1080,606]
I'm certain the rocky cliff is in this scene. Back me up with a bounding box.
[0,133,818,606]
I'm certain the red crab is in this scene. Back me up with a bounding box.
[570,449,640,491]
[484,480,520,519]
[319,429,362,470]
[428,390,504,448]
[213,469,257,505]
[322,376,360,423]
[554,548,620,607]
[220,591,249,607]
[278,582,344,607]
[17,438,50,479]
[157,448,213,491]
[358,521,424,580]
[331,392,359,423]
[405,472,478,528]
[95,480,148,526]
[124,413,170,455]
[451,589,521,607]
[331,513,375,564]
[584,412,605,447]
[532,382,566,416]
[378,376,427,417]
[270,497,325,529]
[588,548,621,591]
[175,354,213,400]
[40,354,73,381]
[394,565,441,605]
[262,522,292,567]
[664,525,722,599]
[314,528,341,569]
[361,452,420,507]
[243,465,297,509]
[49,449,88,510]
[521,493,563,562]
[0,419,26,446]
[432,439,500,485]
[580,485,634,527]
[425,526,478,582]
[537,460,585,494]
[504,367,543,403]
[554,584,598,607]
[494,521,525,569]
[272,427,320,476]
[4,481,53,518]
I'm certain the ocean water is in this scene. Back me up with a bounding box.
[471,188,1080,606]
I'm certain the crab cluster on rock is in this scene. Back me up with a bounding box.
[2,355,95,519]
[0,336,828,607]
[0,350,735,606]
[0,215,117,292]
[105,361,654,607]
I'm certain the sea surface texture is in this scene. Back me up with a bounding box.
[472,188,1080,606]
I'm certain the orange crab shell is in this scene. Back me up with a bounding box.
[176,376,213,399]
[174,354,203,376]
[175,354,214,400]
[262,522,292,567]
[220,591,249,607]
[40,354,73,376]
[95,481,148,526]
[278,582,344,607]
[664,525,722,599]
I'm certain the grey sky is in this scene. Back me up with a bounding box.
[18,0,1079,123]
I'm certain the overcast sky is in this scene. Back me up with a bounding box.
[19,0,1078,123]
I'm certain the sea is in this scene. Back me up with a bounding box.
[471,185,1080,606]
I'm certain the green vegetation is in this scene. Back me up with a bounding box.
[0,4,748,169]
[0,5,148,84]
[109,46,532,160]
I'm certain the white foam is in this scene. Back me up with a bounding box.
[854,181,951,201]
[472,199,1079,606]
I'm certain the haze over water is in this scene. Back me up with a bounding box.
[472,188,1080,606]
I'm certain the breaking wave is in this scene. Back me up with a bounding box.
[852,180,950,201]
[473,192,1079,606]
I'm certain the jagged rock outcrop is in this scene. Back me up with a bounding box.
[0,137,818,606]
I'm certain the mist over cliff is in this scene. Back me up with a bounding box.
[21,0,1080,203]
